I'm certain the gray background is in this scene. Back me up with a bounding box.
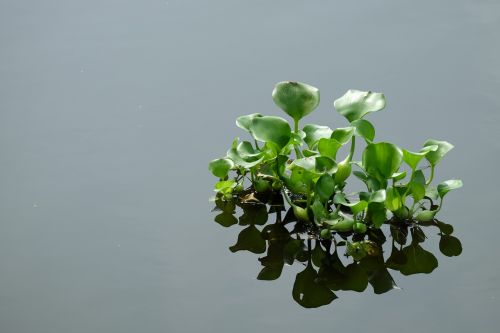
[1,0,499,332]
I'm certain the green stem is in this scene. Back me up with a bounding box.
[293,119,304,159]
[254,139,260,150]
[347,136,356,161]
[426,165,435,185]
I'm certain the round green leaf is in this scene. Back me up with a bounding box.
[334,90,386,122]
[272,81,320,122]
[424,139,454,166]
[208,158,234,178]
[235,113,262,133]
[303,124,333,148]
[251,116,291,148]
[351,119,375,142]
[362,142,403,180]
[437,179,463,199]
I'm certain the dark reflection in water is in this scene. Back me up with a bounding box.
[212,191,462,308]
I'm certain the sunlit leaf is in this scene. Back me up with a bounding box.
[415,209,437,222]
[318,138,342,159]
[385,187,402,211]
[424,139,454,166]
[334,90,386,122]
[236,113,262,133]
[437,179,463,199]
[392,171,407,181]
[208,158,234,178]
[303,124,333,148]
[272,81,320,122]
[331,127,355,144]
[351,119,375,142]
[362,142,403,180]
[402,145,438,170]
[251,116,292,148]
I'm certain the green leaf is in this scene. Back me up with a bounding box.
[439,235,462,257]
[227,147,263,168]
[385,187,402,211]
[331,127,355,144]
[402,145,438,170]
[362,142,403,180]
[251,116,292,148]
[415,209,437,222]
[236,141,261,159]
[303,124,333,148]
[392,171,407,181]
[272,81,320,122]
[315,156,337,173]
[333,193,368,215]
[229,225,266,254]
[315,174,335,201]
[437,179,463,199]
[334,90,386,122]
[424,139,454,166]
[410,170,426,202]
[235,113,262,133]
[208,158,234,178]
[351,119,375,142]
[292,263,337,308]
[318,138,342,159]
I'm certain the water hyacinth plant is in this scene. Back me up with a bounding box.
[209,81,462,237]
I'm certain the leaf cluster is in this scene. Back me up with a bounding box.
[209,81,463,236]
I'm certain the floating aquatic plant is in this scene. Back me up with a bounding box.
[209,81,462,229]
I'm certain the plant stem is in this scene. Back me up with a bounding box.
[347,136,356,161]
[426,165,435,185]
[293,118,304,159]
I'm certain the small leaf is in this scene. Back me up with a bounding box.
[316,174,335,201]
[437,179,463,199]
[351,119,375,142]
[236,113,262,133]
[303,124,333,148]
[392,171,407,181]
[362,142,403,180]
[208,158,234,178]
[424,139,454,166]
[318,138,342,159]
[334,90,386,122]
[251,116,292,148]
[272,81,320,122]
[331,127,355,144]
[402,145,438,170]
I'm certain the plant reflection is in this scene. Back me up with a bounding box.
[212,192,462,308]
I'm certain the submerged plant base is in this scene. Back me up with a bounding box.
[212,191,462,308]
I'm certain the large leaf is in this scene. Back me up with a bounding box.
[424,139,454,166]
[437,179,463,199]
[236,113,262,133]
[334,90,386,122]
[362,142,403,180]
[208,158,234,178]
[251,116,291,148]
[272,81,320,122]
[402,145,438,170]
[303,124,333,148]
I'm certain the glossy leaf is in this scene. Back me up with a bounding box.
[334,90,386,122]
[437,179,463,199]
[424,139,454,166]
[351,119,375,142]
[251,116,292,148]
[303,124,333,148]
[316,174,335,201]
[362,142,403,180]
[236,113,262,133]
[272,81,320,122]
[208,158,234,178]
[385,187,402,211]
[318,138,342,159]
[331,127,355,144]
[402,145,438,170]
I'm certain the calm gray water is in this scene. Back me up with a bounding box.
[1,0,499,332]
